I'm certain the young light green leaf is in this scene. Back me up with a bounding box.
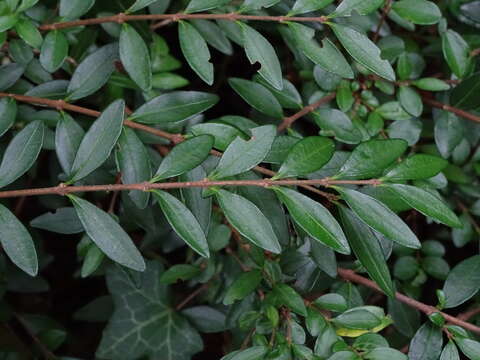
[0,203,37,276]
[273,186,350,254]
[331,0,384,17]
[60,0,95,19]
[185,0,230,13]
[69,195,145,271]
[334,139,408,180]
[15,19,43,49]
[289,0,335,15]
[338,188,420,249]
[127,0,159,13]
[275,136,334,179]
[119,24,152,91]
[117,128,152,209]
[0,120,44,188]
[153,190,210,258]
[241,23,283,90]
[69,100,125,183]
[443,255,480,308]
[376,101,412,121]
[55,112,84,176]
[67,43,118,101]
[40,30,69,73]
[383,154,448,182]
[339,206,395,297]
[210,125,276,179]
[216,189,281,254]
[0,97,17,137]
[413,78,450,92]
[130,91,219,124]
[152,135,213,182]
[442,30,471,78]
[179,21,214,85]
[330,23,395,81]
[289,22,353,79]
[228,78,283,118]
[398,86,423,117]
[408,323,443,360]
[333,306,384,329]
[274,284,307,316]
[223,270,263,305]
[440,341,460,360]
[392,0,442,25]
[0,14,18,32]
[17,0,39,12]
[384,184,462,228]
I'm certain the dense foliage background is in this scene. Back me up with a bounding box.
[0,0,480,359]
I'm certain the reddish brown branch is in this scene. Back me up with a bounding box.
[422,97,480,124]
[277,93,336,132]
[175,283,210,311]
[39,13,328,31]
[337,268,480,334]
[458,307,480,322]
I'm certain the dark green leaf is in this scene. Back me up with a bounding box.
[442,30,471,78]
[383,154,448,181]
[313,108,365,144]
[0,63,25,91]
[408,323,443,360]
[40,30,69,73]
[30,207,83,234]
[181,306,226,333]
[364,348,407,360]
[451,73,480,110]
[191,122,244,151]
[441,341,460,360]
[0,97,16,137]
[191,19,232,55]
[398,86,423,117]
[289,0,335,15]
[15,19,43,49]
[160,264,201,284]
[127,0,159,13]
[331,0,384,17]
[223,270,263,305]
[59,0,95,19]
[55,112,84,176]
[314,293,348,312]
[229,346,268,360]
[333,306,383,330]
[443,255,480,308]
[274,283,307,316]
[185,0,230,13]
[392,0,442,25]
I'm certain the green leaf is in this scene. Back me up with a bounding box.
[210,125,276,179]
[451,73,480,110]
[364,348,407,360]
[228,78,283,119]
[127,0,159,13]
[117,128,152,209]
[0,203,37,276]
[339,206,395,297]
[398,86,423,117]
[119,24,152,91]
[0,120,44,188]
[335,139,407,180]
[289,23,353,79]
[0,14,18,32]
[96,261,203,360]
[185,0,230,13]
[81,243,104,278]
[442,30,471,78]
[216,189,281,253]
[275,136,335,179]
[413,78,450,92]
[330,23,395,81]
[455,338,480,360]
[30,207,83,235]
[314,293,348,312]
[383,154,448,181]
[273,186,350,254]
[254,75,302,110]
[434,112,463,158]
[384,184,461,228]
[67,43,118,101]
[0,63,25,91]
[313,108,364,144]
[408,323,443,360]
[274,283,307,316]
[59,0,95,19]
[15,19,43,49]
[241,23,283,90]
[181,306,226,333]
[223,270,263,305]
[333,306,383,329]
[17,0,39,12]
[191,122,244,151]
[190,19,232,55]
[130,91,219,124]
[331,0,384,17]
[392,0,442,25]
[179,21,214,85]
[69,195,145,271]
[289,0,335,15]
[441,341,460,360]
[0,97,17,137]
[229,347,268,360]
[40,30,69,73]
[443,255,480,308]
[55,112,84,176]
[160,264,201,284]
[241,0,281,11]
[376,101,412,121]
[69,99,125,183]
[152,135,213,181]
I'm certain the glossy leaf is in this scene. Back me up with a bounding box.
[443,255,480,308]
[313,108,364,144]
[127,0,159,13]
[274,283,307,316]
[442,30,471,78]
[331,0,384,17]
[223,270,263,305]
[185,0,230,13]
[0,97,16,137]
[383,154,448,181]
[440,341,460,360]
[289,0,335,15]
[55,112,84,176]
[59,0,95,19]
[40,30,69,73]
[392,0,442,25]
[398,86,423,117]
[408,323,443,360]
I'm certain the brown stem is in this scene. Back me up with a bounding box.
[175,283,210,311]
[337,268,480,334]
[0,179,381,199]
[39,13,328,31]
[458,307,480,322]
[277,93,336,132]
[422,97,480,124]
[372,0,393,43]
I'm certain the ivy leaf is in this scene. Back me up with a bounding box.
[127,0,159,13]
[338,188,420,249]
[216,189,281,254]
[442,30,471,78]
[69,100,125,183]
[384,184,461,228]
[0,203,38,276]
[273,186,350,254]
[117,128,152,209]
[153,190,210,258]
[382,154,448,182]
[330,0,384,17]
[59,0,95,19]
[119,24,152,91]
[228,78,283,119]
[0,97,17,138]
[185,0,230,13]
[210,125,276,179]
[40,30,69,73]
[223,270,263,305]
[241,23,283,90]
[334,139,407,180]
[69,195,146,272]
[392,0,442,25]
[443,255,480,308]
[55,112,84,176]
[152,135,214,182]
[275,136,335,179]
[0,120,44,188]
[339,206,394,297]
[408,323,443,360]
[289,0,335,16]
[288,23,354,79]
[330,23,395,81]
[179,21,214,85]
[96,261,203,360]
[67,43,118,101]
[130,91,219,124]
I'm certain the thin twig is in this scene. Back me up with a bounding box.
[372,0,393,43]
[422,96,480,124]
[175,283,210,311]
[458,307,480,322]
